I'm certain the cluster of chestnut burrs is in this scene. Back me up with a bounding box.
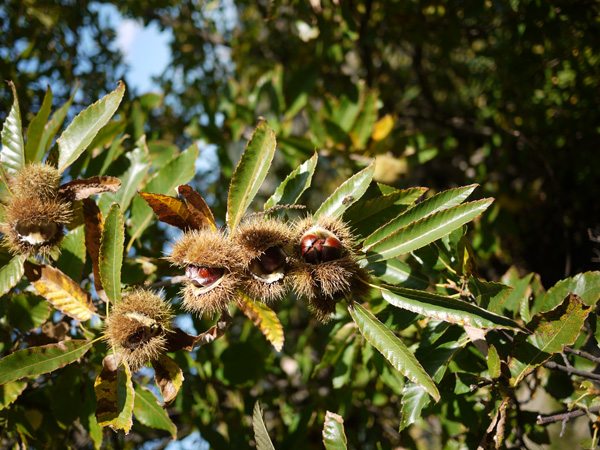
[167,213,370,324]
[0,162,370,373]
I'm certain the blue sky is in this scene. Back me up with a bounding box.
[92,3,173,94]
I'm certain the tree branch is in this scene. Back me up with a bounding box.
[536,405,600,426]
[563,346,600,364]
[543,361,600,382]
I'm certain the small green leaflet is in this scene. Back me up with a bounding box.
[25,85,53,163]
[227,121,277,231]
[264,152,317,210]
[322,411,348,450]
[253,401,276,450]
[133,383,177,439]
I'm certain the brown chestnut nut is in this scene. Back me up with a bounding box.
[301,234,341,264]
[321,236,341,262]
[257,246,286,273]
[186,265,224,287]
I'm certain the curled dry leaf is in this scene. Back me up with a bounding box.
[24,261,96,322]
[58,176,121,201]
[237,295,284,352]
[139,192,198,231]
[176,184,216,230]
[152,354,184,406]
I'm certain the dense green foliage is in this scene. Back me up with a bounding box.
[1,1,600,449]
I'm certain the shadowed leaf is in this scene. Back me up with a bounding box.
[94,355,134,434]
[24,261,95,321]
[0,380,27,410]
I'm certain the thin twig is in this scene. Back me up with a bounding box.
[536,405,600,425]
[145,275,187,290]
[543,361,600,382]
[563,346,600,364]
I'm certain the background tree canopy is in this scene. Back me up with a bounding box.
[1,0,600,449]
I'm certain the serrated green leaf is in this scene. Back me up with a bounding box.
[364,184,479,248]
[332,340,358,389]
[25,85,53,163]
[6,293,50,332]
[128,143,198,244]
[56,225,86,281]
[532,271,600,315]
[322,411,347,450]
[1,81,25,175]
[487,345,501,379]
[94,355,134,434]
[133,383,177,439]
[97,138,150,214]
[349,302,440,401]
[509,293,591,386]
[501,271,533,316]
[253,401,276,450]
[99,203,124,303]
[367,258,429,290]
[314,162,375,220]
[0,340,92,384]
[227,122,277,231]
[381,285,526,331]
[264,152,317,210]
[57,82,125,172]
[0,254,25,296]
[365,199,494,262]
[399,382,430,431]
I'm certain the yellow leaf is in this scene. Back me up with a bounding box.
[94,354,135,434]
[237,294,284,352]
[371,114,394,141]
[24,261,96,321]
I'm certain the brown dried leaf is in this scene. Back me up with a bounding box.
[24,261,96,321]
[58,176,121,201]
[152,354,184,406]
[82,198,107,301]
[164,327,199,352]
[176,184,216,230]
[139,192,197,231]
